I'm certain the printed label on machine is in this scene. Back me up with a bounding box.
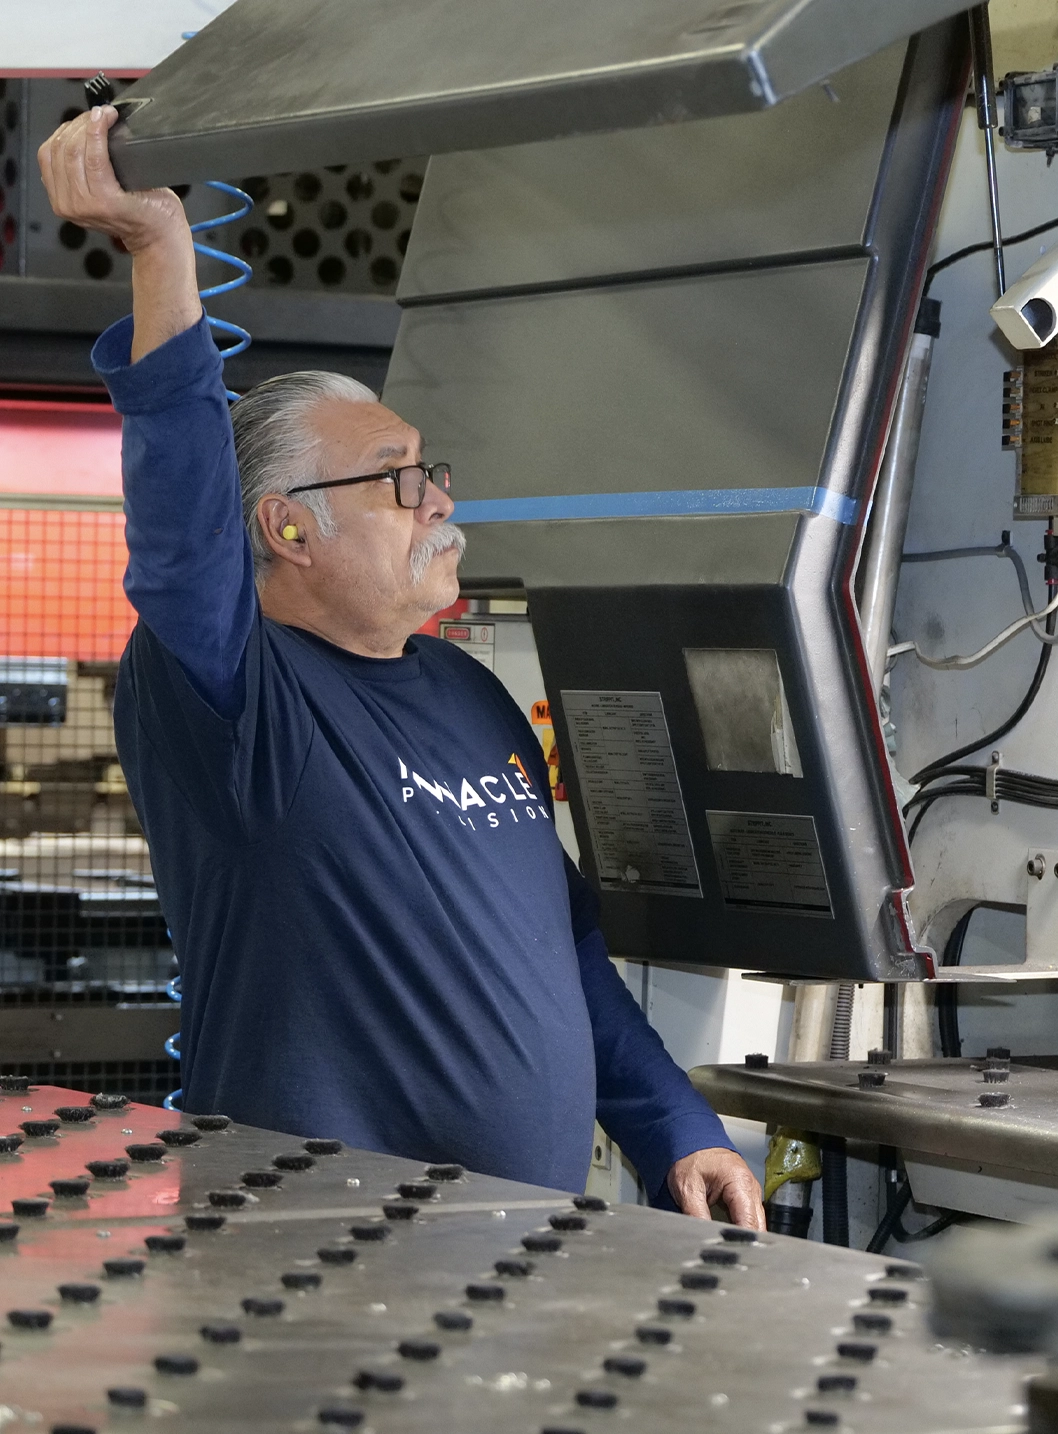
[439,620,495,670]
[706,810,832,916]
[560,690,701,897]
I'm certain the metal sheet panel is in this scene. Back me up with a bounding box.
[386,258,871,583]
[399,44,904,300]
[107,0,970,189]
[690,1056,1058,1178]
[0,1085,1042,1432]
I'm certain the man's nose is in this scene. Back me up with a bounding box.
[417,479,455,524]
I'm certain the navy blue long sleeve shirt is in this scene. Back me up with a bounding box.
[93,313,734,1199]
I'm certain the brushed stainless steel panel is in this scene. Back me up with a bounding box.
[107,0,972,189]
[399,44,903,300]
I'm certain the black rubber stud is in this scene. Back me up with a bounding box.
[157,1129,200,1147]
[352,1370,404,1393]
[349,1223,389,1241]
[549,1214,587,1232]
[853,1311,892,1333]
[51,1424,96,1434]
[273,1152,314,1172]
[12,1197,49,1218]
[700,1248,739,1266]
[90,1093,129,1110]
[200,1323,242,1344]
[836,1342,877,1362]
[107,1388,146,1411]
[635,1326,671,1345]
[575,1390,618,1409]
[281,1271,322,1291]
[867,1048,892,1065]
[496,1258,534,1277]
[858,1071,886,1089]
[126,1143,166,1162]
[107,1389,147,1409]
[54,1106,94,1123]
[398,1338,440,1360]
[305,1139,343,1155]
[382,1202,417,1220]
[0,1134,25,1153]
[805,1413,840,1427]
[0,1222,19,1242]
[868,1286,908,1305]
[986,1046,1011,1059]
[744,1052,769,1068]
[146,1234,186,1254]
[207,1190,247,1208]
[8,1308,53,1329]
[20,1119,59,1138]
[572,1195,608,1212]
[434,1310,473,1331]
[86,1159,130,1180]
[980,1091,1010,1108]
[154,1354,199,1375]
[58,1283,101,1303]
[680,1270,718,1291]
[318,1408,364,1427]
[104,1257,145,1277]
[186,1213,226,1232]
[397,1180,436,1201]
[983,1068,1009,1083]
[466,1282,504,1302]
[318,1245,357,1265]
[242,1170,283,1188]
[425,1163,464,1181]
[817,1374,857,1393]
[603,1355,646,1377]
[50,1177,90,1198]
[241,1297,285,1316]
[190,1114,230,1131]
[884,1263,922,1280]
[657,1297,695,1317]
[0,1074,30,1091]
[522,1233,562,1253]
[720,1227,758,1244]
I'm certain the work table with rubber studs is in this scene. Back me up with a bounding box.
[0,1082,1041,1433]
[691,1051,1058,1179]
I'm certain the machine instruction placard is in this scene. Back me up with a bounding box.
[560,690,701,897]
[706,810,832,916]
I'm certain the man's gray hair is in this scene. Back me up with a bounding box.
[231,370,378,579]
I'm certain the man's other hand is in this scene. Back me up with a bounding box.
[667,1147,766,1229]
[38,105,188,255]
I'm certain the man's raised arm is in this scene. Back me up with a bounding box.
[39,106,255,716]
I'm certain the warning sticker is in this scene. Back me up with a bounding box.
[440,620,495,671]
[560,690,701,897]
[706,810,832,916]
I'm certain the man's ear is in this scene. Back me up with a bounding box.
[259,495,313,567]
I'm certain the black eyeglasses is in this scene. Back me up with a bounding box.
[288,462,452,510]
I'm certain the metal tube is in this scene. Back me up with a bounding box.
[969,4,1006,295]
[859,321,939,691]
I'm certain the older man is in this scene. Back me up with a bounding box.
[39,107,764,1224]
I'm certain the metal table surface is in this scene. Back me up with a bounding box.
[0,1084,1039,1433]
[691,1057,1058,1177]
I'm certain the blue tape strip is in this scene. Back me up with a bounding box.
[452,486,858,526]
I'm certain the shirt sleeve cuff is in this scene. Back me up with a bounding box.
[637,1110,737,1207]
[92,311,221,415]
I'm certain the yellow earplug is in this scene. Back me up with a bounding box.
[281,524,299,541]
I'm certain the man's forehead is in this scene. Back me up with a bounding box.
[314,396,421,462]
